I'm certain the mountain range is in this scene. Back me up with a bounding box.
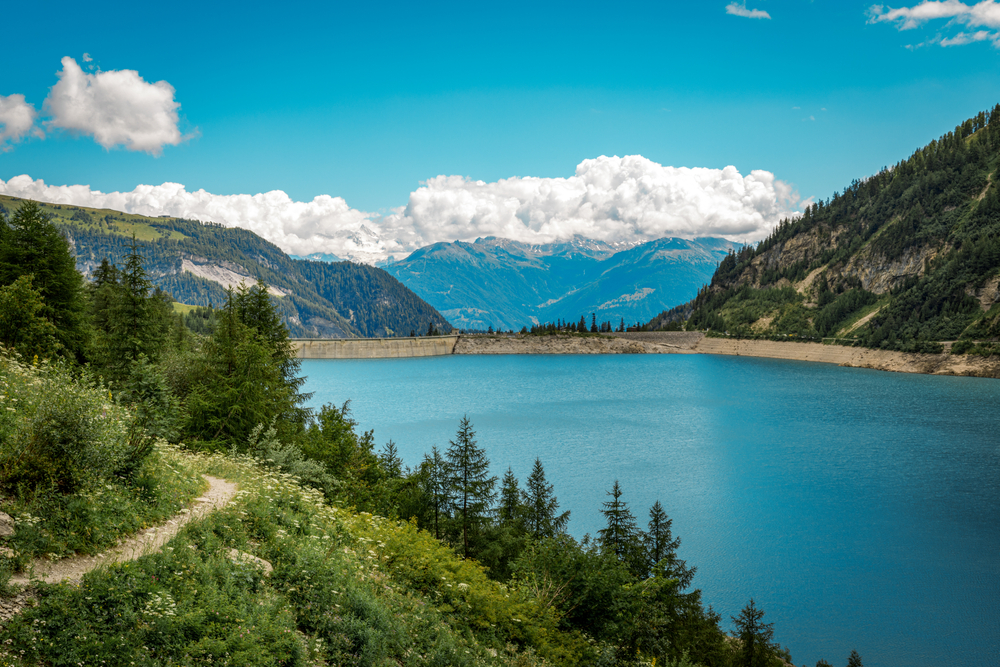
[380,236,740,330]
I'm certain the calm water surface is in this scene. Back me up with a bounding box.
[301,354,1000,667]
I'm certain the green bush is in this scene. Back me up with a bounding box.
[0,354,140,494]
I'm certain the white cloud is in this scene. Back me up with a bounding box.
[44,57,186,155]
[725,2,772,19]
[868,1,1000,45]
[940,28,995,42]
[0,157,803,263]
[0,94,43,151]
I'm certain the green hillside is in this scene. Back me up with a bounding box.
[0,196,451,338]
[657,105,1000,356]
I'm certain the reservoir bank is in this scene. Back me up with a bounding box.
[291,332,1000,378]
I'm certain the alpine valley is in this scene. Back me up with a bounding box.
[377,236,741,331]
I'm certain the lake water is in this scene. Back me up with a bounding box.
[300,354,1000,667]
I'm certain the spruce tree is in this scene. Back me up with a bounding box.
[599,480,638,560]
[185,285,301,444]
[446,416,496,558]
[498,467,524,530]
[232,280,308,419]
[92,238,172,381]
[0,200,89,360]
[422,445,452,540]
[731,598,778,667]
[380,440,403,479]
[846,649,863,667]
[522,458,569,539]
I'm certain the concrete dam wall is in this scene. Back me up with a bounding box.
[290,335,460,359]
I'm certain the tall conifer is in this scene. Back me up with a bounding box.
[446,416,496,558]
[0,201,89,359]
[599,480,638,560]
[522,458,569,539]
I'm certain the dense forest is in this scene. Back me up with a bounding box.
[647,106,1000,357]
[0,195,452,339]
[0,199,868,666]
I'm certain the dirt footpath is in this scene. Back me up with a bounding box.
[8,475,237,589]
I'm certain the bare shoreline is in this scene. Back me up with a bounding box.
[452,332,1000,379]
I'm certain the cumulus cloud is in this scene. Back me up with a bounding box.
[44,56,185,155]
[0,156,803,263]
[387,156,800,249]
[0,94,43,151]
[725,2,772,19]
[868,1,1000,46]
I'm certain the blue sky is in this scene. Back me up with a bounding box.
[1,0,998,260]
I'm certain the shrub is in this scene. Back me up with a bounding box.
[0,354,141,494]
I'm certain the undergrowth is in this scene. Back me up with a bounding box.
[0,447,575,666]
[0,354,202,576]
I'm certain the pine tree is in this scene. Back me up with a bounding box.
[598,480,638,560]
[422,446,452,540]
[731,598,778,667]
[498,467,524,530]
[521,458,569,539]
[185,286,301,444]
[578,315,587,332]
[0,200,89,360]
[446,416,497,558]
[846,649,864,667]
[590,313,598,333]
[380,440,403,479]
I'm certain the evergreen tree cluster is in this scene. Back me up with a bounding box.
[655,105,1000,355]
[519,313,641,335]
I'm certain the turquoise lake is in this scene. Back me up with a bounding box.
[300,354,1000,667]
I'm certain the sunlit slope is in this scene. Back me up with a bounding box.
[0,195,452,338]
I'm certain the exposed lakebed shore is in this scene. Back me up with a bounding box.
[453,332,1000,378]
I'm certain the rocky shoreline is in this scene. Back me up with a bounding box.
[453,332,1000,378]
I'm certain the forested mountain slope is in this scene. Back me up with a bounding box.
[0,195,451,338]
[660,105,1000,356]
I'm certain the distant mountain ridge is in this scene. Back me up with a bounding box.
[382,235,740,330]
[0,195,452,338]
